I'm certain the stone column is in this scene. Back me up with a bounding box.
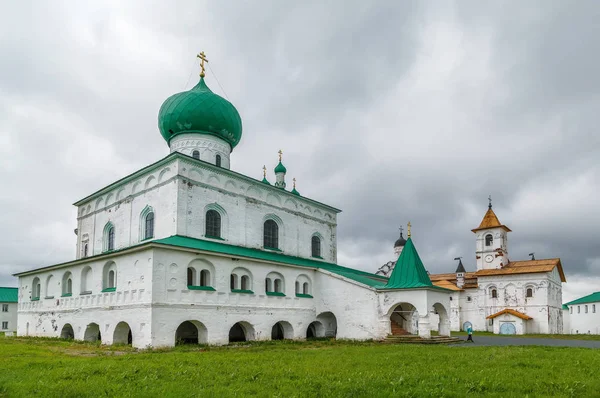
[418,315,431,339]
[439,319,452,337]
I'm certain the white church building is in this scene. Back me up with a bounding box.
[13,56,566,347]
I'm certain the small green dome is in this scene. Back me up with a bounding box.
[158,78,242,149]
[291,187,300,196]
[261,177,271,185]
[274,161,287,174]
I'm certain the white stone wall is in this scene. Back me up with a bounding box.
[176,158,338,262]
[491,314,528,335]
[0,301,18,333]
[564,301,600,334]
[474,227,509,270]
[169,134,231,169]
[75,160,179,258]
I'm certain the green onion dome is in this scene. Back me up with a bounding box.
[274,161,287,174]
[158,77,242,149]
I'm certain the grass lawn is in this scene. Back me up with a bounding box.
[1,336,599,397]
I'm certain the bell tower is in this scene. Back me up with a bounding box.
[472,197,511,271]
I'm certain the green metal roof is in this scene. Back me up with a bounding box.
[562,304,569,310]
[153,235,387,288]
[158,77,243,149]
[261,177,271,185]
[385,237,433,289]
[565,292,600,306]
[291,188,300,196]
[274,161,287,174]
[0,287,18,303]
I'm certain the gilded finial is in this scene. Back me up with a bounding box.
[488,195,492,210]
[278,149,283,162]
[263,165,267,178]
[407,222,411,238]
[197,51,209,78]
[293,178,296,189]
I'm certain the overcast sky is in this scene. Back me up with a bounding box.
[1,1,598,302]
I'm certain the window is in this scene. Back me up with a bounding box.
[103,223,115,252]
[62,272,73,296]
[230,274,237,290]
[295,281,300,294]
[311,236,321,258]
[264,220,279,249]
[485,234,493,246]
[144,212,155,239]
[1,304,8,312]
[188,268,196,286]
[491,289,497,299]
[102,261,117,291]
[467,296,472,302]
[274,279,283,293]
[594,305,596,313]
[265,278,272,293]
[200,270,210,287]
[216,154,221,167]
[32,278,41,300]
[449,296,453,301]
[108,271,115,288]
[526,288,533,298]
[192,150,200,160]
[1,322,7,330]
[578,306,581,314]
[83,243,88,257]
[302,282,309,295]
[585,305,588,314]
[205,210,221,238]
[570,307,573,314]
[241,275,250,290]
[295,275,312,297]
[81,266,92,294]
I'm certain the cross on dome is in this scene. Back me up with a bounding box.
[197,51,209,78]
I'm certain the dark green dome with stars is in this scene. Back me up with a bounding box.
[158,77,243,149]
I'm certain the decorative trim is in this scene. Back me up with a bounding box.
[61,293,72,297]
[295,293,313,298]
[266,292,285,297]
[101,287,116,293]
[231,289,254,294]
[187,285,216,291]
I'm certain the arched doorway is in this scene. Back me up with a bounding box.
[389,303,418,335]
[60,324,74,339]
[84,323,101,342]
[113,322,133,345]
[271,321,293,340]
[500,322,516,335]
[229,322,255,343]
[175,321,208,345]
[316,312,337,338]
[432,303,451,336]
[462,321,472,332]
[306,321,324,339]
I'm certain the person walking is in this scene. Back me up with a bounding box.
[466,325,474,343]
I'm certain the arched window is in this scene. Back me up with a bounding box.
[108,270,115,288]
[144,212,155,240]
[485,234,493,247]
[32,277,41,300]
[302,282,309,295]
[187,267,196,286]
[83,243,88,257]
[62,272,73,296]
[295,275,312,297]
[265,278,272,293]
[311,236,321,258]
[230,274,238,290]
[205,210,221,238]
[526,288,533,298]
[200,270,210,287]
[104,223,115,252]
[295,281,300,294]
[216,154,222,167]
[192,150,200,160]
[241,275,250,290]
[491,289,497,299]
[264,220,279,249]
[274,279,283,293]
[102,261,117,291]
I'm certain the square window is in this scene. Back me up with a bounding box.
[467,296,472,302]
[1,322,7,330]
[1,304,7,312]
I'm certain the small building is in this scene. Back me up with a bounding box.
[563,292,600,334]
[486,308,532,335]
[0,287,18,334]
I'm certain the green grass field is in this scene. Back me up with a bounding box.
[1,336,599,397]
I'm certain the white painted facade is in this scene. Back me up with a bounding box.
[563,299,600,335]
[0,298,17,334]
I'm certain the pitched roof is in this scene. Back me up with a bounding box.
[153,235,388,288]
[385,238,433,289]
[486,308,532,320]
[475,258,566,282]
[0,287,18,303]
[455,259,466,273]
[471,208,511,233]
[565,292,600,306]
[432,280,462,291]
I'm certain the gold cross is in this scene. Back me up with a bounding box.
[262,165,267,178]
[407,222,412,238]
[278,149,283,162]
[197,51,209,78]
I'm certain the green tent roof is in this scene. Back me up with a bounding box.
[154,235,388,288]
[565,292,600,306]
[0,287,18,303]
[385,237,433,289]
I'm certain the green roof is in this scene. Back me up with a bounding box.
[261,177,271,185]
[158,77,243,149]
[274,161,287,174]
[291,188,300,196]
[154,235,388,288]
[562,304,569,310]
[385,237,433,289]
[0,287,18,303]
[565,292,600,306]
